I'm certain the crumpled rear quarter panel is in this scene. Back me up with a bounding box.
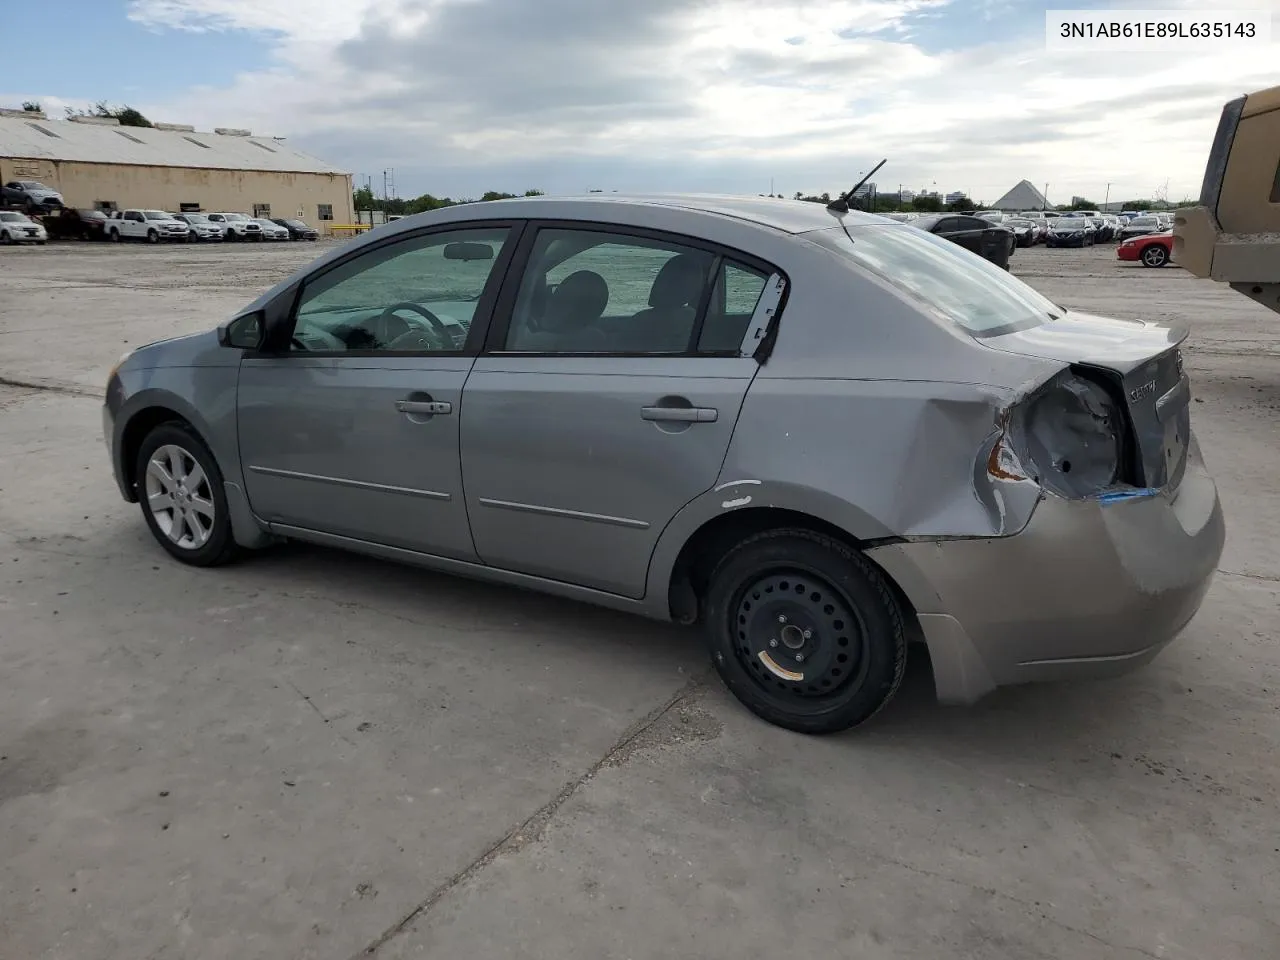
[722,376,1045,540]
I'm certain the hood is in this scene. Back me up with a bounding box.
[123,330,234,370]
[28,189,61,198]
[979,310,1187,375]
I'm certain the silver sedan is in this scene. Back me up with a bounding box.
[103,195,1225,733]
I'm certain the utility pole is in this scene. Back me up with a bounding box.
[1104,182,1112,210]
[1043,182,1049,211]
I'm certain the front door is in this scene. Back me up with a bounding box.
[461,224,780,598]
[237,223,517,560]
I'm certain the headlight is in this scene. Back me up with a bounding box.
[1009,370,1126,499]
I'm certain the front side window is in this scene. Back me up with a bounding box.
[811,224,1061,337]
[503,229,716,353]
[291,226,511,354]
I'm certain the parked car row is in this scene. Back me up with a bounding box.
[98,209,319,243]
[0,195,321,245]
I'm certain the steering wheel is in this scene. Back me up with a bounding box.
[374,301,452,350]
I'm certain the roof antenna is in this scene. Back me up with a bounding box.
[828,158,887,212]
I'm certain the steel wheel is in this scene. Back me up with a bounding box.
[143,443,216,550]
[734,571,871,700]
[704,530,907,734]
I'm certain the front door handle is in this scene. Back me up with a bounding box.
[641,405,718,423]
[396,399,452,416]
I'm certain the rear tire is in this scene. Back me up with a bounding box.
[703,530,907,734]
[135,422,240,567]
[1141,244,1169,267]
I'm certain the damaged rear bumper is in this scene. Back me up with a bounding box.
[866,439,1225,704]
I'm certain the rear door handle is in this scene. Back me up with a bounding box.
[396,399,452,415]
[641,406,718,423]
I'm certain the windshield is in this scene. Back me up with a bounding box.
[183,213,209,222]
[1129,217,1158,227]
[223,213,248,221]
[20,181,47,190]
[144,210,171,220]
[811,224,1061,336]
[0,212,26,222]
[284,219,307,227]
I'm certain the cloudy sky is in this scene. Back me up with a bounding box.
[4,0,1277,205]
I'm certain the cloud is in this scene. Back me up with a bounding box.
[60,0,1280,202]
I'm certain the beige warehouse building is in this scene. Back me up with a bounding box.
[0,109,352,230]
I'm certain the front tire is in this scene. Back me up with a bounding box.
[135,422,239,567]
[703,530,907,734]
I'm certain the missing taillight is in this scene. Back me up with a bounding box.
[1008,370,1128,499]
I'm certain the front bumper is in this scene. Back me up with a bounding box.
[868,438,1225,704]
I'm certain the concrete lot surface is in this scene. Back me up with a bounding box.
[1,240,1277,960]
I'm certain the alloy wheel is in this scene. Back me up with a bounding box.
[1143,245,1168,267]
[143,444,216,549]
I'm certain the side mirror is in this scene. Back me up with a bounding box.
[220,311,265,350]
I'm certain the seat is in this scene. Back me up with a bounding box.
[624,253,710,352]
[509,270,609,351]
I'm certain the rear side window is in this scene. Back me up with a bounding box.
[503,228,717,354]
[811,224,1061,337]
[698,261,768,353]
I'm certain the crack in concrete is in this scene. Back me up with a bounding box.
[1219,569,1280,584]
[883,856,1170,960]
[285,679,356,746]
[0,375,100,398]
[347,671,711,960]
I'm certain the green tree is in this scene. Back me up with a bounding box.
[353,185,376,211]
[912,195,942,212]
[65,101,153,127]
[523,189,545,197]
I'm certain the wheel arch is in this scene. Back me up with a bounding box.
[643,482,904,624]
[115,388,271,550]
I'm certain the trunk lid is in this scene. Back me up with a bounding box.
[982,311,1192,491]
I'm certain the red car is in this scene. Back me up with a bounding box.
[1117,230,1173,267]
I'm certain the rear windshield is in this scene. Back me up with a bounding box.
[810,224,1061,336]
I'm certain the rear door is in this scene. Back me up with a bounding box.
[460,223,783,598]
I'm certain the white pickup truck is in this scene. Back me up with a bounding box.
[104,209,191,243]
